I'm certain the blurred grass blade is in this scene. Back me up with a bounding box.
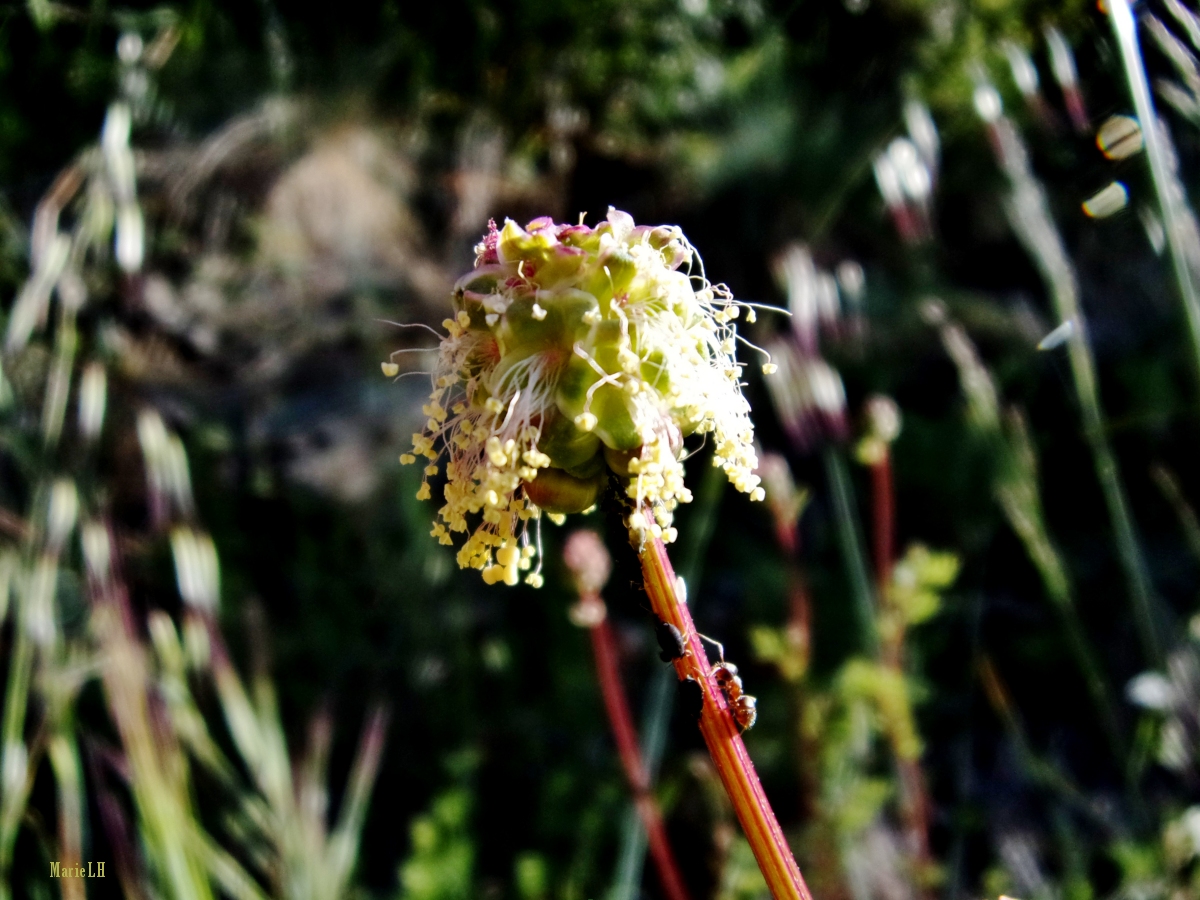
[190,830,272,900]
[1150,464,1200,563]
[1109,0,1200,393]
[982,88,1164,666]
[327,705,390,895]
[47,731,85,900]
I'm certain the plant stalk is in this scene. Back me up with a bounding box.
[638,533,812,900]
[611,461,725,900]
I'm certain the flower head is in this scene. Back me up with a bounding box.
[399,208,766,586]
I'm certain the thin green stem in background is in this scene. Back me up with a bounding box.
[823,447,879,657]
[1151,464,1200,564]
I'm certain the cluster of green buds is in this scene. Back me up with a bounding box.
[398,208,768,587]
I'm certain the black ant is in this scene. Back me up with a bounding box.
[654,619,687,662]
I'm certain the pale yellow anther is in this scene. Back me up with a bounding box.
[574,412,598,432]
[382,362,400,377]
[531,303,547,320]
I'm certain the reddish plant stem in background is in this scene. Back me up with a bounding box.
[869,447,934,891]
[639,534,812,900]
[772,512,817,819]
[870,450,894,622]
[773,508,800,559]
[783,562,820,830]
[586,603,693,900]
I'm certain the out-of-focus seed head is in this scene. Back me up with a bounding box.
[1002,41,1041,98]
[836,260,865,303]
[399,208,766,586]
[1045,27,1079,90]
[46,479,79,554]
[171,527,220,612]
[81,521,112,584]
[562,529,612,596]
[1037,318,1076,351]
[1097,115,1144,160]
[1082,181,1129,219]
[973,83,1003,124]
[117,32,144,65]
[887,138,931,204]
[78,362,108,442]
[756,451,809,532]
[903,99,940,177]
[855,395,901,466]
[866,394,902,440]
[763,339,849,452]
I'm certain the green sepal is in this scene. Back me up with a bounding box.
[538,408,602,473]
[555,350,642,452]
[524,467,604,514]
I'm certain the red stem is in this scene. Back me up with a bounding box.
[587,607,693,900]
[870,451,894,603]
[639,536,812,900]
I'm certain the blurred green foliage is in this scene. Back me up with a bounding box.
[5,0,1200,898]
